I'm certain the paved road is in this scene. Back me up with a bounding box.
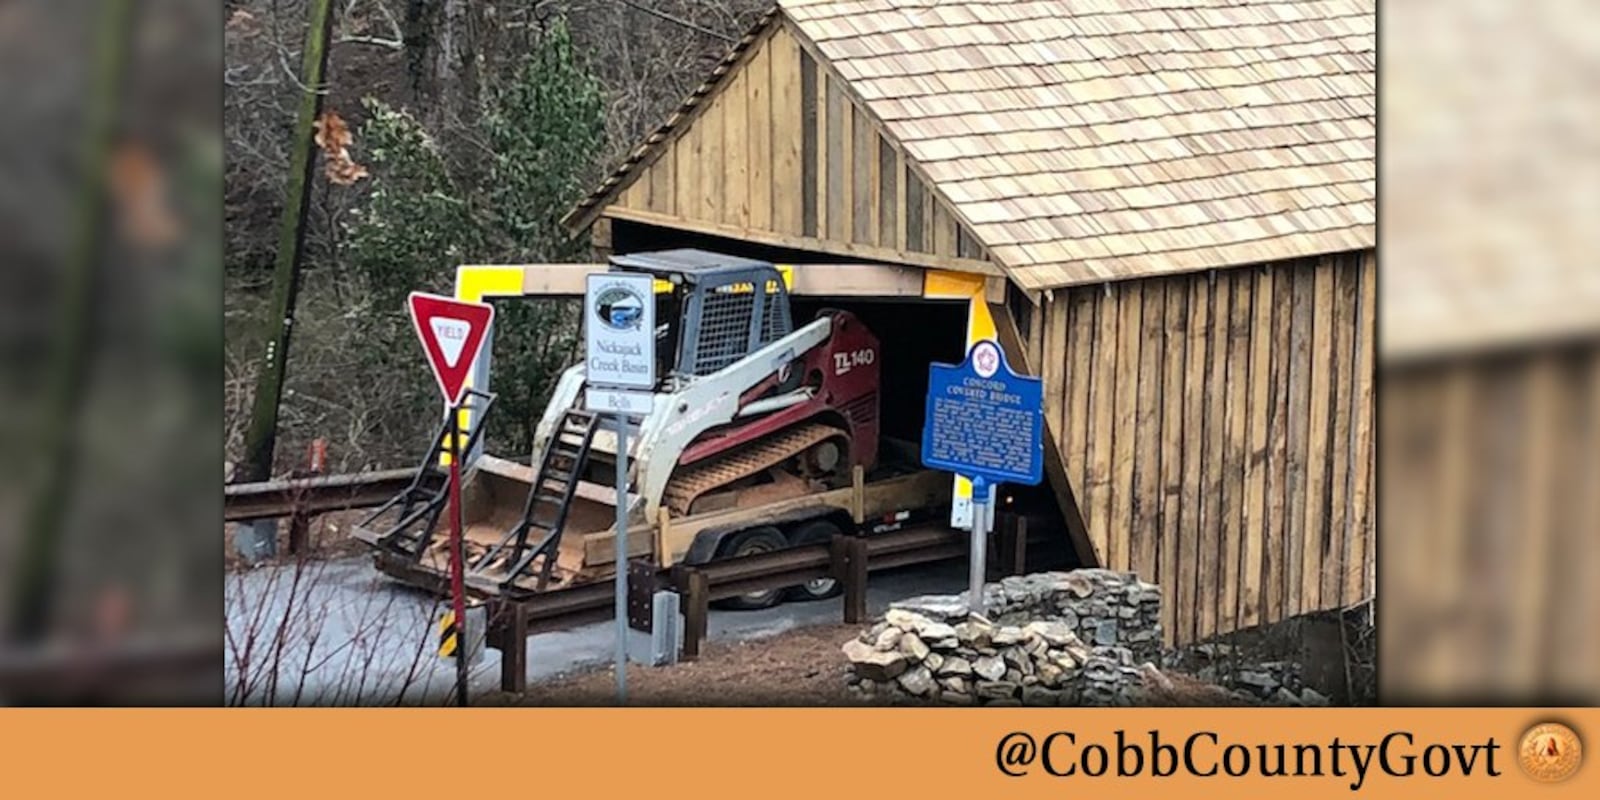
[225,554,967,706]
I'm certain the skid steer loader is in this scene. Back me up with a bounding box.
[355,249,932,608]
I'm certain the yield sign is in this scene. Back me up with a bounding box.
[408,291,494,406]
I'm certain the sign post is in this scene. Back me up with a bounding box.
[582,272,656,703]
[407,291,494,706]
[921,339,1044,617]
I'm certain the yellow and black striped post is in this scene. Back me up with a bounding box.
[438,610,461,659]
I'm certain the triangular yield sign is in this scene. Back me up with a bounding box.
[408,292,494,406]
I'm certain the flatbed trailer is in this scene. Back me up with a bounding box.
[354,440,952,601]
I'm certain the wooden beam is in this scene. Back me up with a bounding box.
[486,261,929,298]
[600,205,1004,276]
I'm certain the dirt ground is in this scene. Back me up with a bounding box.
[487,622,1250,708]
[493,623,876,707]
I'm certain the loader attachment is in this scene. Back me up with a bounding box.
[467,409,600,593]
[353,389,496,560]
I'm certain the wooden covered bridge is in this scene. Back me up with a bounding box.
[544,0,1376,645]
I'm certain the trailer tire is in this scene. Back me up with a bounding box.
[783,519,844,601]
[710,526,788,610]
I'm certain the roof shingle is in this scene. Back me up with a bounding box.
[782,0,1375,288]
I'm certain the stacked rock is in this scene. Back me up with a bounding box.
[842,570,1166,706]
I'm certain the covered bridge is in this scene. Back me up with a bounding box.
[560,0,1376,644]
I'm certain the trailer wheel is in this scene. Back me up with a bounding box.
[711,526,788,610]
[784,519,844,601]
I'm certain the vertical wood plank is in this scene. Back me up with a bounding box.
[853,112,875,244]
[1242,268,1273,627]
[835,92,854,241]
[1199,271,1231,638]
[1284,262,1313,616]
[1158,280,1188,645]
[1178,274,1211,644]
[674,124,699,223]
[721,69,748,227]
[1220,271,1251,634]
[1344,253,1375,605]
[746,41,771,231]
[649,141,675,216]
[1087,285,1120,565]
[1325,256,1358,606]
[622,174,647,210]
[893,150,907,250]
[771,30,803,235]
[1067,290,1095,497]
[933,202,956,258]
[823,76,843,240]
[905,170,925,253]
[1133,282,1165,584]
[1301,259,1334,613]
[1512,359,1557,693]
[877,136,897,248]
[1433,367,1476,690]
[1110,284,1143,573]
[1042,296,1068,472]
[698,92,723,223]
[1263,267,1294,624]
[799,48,818,237]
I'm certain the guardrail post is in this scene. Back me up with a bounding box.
[495,602,528,694]
[675,567,709,661]
[831,535,869,624]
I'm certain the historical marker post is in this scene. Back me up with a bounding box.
[582,272,657,703]
[921,339,1044,617]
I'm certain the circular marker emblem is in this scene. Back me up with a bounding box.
[595,286,646,330]
[1519,722,1583,783]
[972,340,1001,379]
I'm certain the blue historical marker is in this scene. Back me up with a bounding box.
[921,339,1044,615]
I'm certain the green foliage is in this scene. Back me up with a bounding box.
[344,19,606,455]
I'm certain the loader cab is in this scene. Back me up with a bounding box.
[608,250,795,389]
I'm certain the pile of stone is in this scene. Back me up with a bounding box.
[1190,648,1329,706]
[842,570,1166,706]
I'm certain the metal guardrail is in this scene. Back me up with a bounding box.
[223,468,419,522]
[484,524,979,693]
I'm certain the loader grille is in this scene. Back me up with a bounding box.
[694,291,757,375]
[683,272,794,377]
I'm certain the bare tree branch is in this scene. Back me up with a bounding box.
[619,0,737,43]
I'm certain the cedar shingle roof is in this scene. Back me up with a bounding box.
[786,0,1374,289]
[567,0,1376,290]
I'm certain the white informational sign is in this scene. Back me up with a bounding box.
[584,273,657,390]
[586,387,655,417]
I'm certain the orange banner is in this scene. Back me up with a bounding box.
[1,708,1593,797]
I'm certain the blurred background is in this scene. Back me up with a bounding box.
[0,0,221,703]
[1380,0,1600,705]
[0,0,1596,705]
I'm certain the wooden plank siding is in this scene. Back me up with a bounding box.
[1035,251,1375,645]
[602,24,992,275]
[1380,338,1600,705]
